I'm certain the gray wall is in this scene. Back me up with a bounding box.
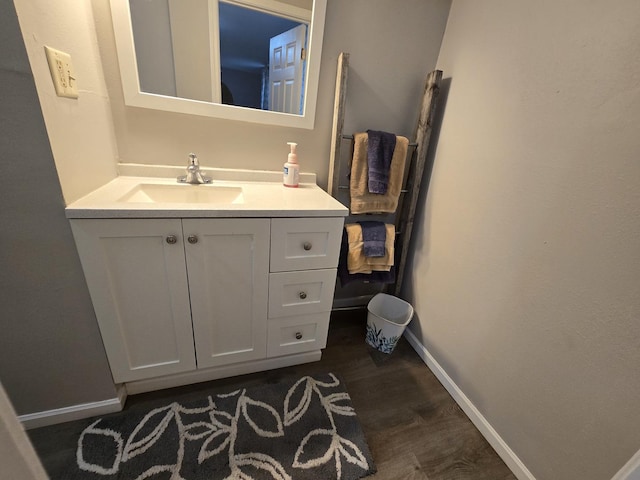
[0,0,117,415]
[404,1,640,479]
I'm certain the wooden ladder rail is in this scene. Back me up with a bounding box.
[394,70,442,295]
[328,52,349,198]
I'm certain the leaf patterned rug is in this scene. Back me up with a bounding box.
[65,373,376,480]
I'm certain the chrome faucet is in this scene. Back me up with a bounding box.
[177,153,212,184]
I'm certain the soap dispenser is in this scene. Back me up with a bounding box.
[283,142,299,188]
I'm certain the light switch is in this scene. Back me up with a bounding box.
[44,46,79,99]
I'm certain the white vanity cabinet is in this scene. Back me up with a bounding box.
[70,218,269,383]
[70,215,344,389]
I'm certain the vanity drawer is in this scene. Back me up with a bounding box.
[270,217,343,272]
[267,313,330,356]
[268,269,337,318]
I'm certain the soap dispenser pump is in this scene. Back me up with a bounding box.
[283,142,299,188]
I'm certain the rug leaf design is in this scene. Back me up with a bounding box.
[121,405,174,462]
[209,407,234,429]
[313,375,341,388]
[241,396,284,438]
[76,420,124,475]
[289,374,371,479]
[326,392,356,416]
[232,452,291,480]
[337,437,370,470]
[293,428,336,467]
[70,373,375,480]
[198,428,231,462]
[183,421,215,441]
[283,377,313,426]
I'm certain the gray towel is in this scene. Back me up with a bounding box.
[367,130,397,194]
[357,221,386,257]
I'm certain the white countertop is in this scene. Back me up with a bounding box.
[65,166,348,219]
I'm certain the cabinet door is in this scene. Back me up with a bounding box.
[70,219,196,383]
[184,218,270,368]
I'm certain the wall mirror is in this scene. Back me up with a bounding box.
[110,0,327,129]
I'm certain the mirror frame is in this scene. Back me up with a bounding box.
[110,0,327,129]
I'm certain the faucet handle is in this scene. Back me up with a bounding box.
[188,153,199,166]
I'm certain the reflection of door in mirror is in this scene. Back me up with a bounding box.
[268,24,307,114]
[218,1,307,113]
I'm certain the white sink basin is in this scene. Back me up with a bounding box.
[118,183,244,204]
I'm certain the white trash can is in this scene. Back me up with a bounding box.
[365,293,414,354]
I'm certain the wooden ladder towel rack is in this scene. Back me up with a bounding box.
[328,52,442,302]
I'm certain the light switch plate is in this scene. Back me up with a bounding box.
[44,46,79,99]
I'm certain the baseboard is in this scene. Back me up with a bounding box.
[19,385,126,430]
[403,328,536,480]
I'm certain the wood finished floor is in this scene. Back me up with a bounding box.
[28,309,516,480]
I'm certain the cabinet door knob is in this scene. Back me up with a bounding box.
[299,291,307,299]
[303,241,312,251]
[295,332,303,340]
[187,235,198,244]
[166,235,178,244]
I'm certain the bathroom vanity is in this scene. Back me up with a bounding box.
[66,167,347,393]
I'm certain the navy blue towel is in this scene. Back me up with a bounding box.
[367,130,396,194]
[338,229,395,286]
[358,221,386,257]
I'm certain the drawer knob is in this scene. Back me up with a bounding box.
[303,242,312,251]
[299,291,307,300]
[187,235,199,244]
[295,332,303,340]
[166,235,178,244]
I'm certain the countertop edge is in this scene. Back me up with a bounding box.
[65,208,349,219]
